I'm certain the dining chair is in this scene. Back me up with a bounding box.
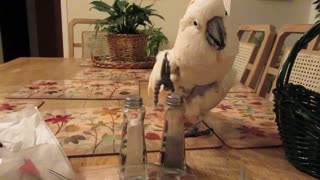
[233,42,258,82]
[256,24,320,99]
[236,24,276,90]
[68,18,109,58]
[286,50,320,93]
[266,48,320,101]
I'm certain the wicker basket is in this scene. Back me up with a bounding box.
[273,22,320,178]
[91,55,155,69]
[107,33,148,62]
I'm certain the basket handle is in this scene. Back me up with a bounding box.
[276,22,320,88]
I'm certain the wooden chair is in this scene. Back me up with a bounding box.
[265,47,291,101]
[287,50,320,93]
[266,48,320,101]
[236,24,276,89]
[230,24,276,93]
[257,24,320,99]
[68,18,109,58]
[233,42,258,82]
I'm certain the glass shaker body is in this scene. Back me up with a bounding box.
[120,96,147,179]
[160,93,186,171]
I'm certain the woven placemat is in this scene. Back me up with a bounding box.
[229,83,255,93]
[41,105,223,157]
[74,68,151,81]
[7,80,139,100]
[208,98,281,149]
[0,99,44,117]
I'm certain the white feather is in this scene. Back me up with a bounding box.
[148,0,239,122]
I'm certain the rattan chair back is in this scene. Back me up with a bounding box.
[273,23,320,178]
[257,24,320,99]
[68,18,100,58]
[233,42,258,82]
[236,24,276,90]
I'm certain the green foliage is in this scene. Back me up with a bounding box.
[144,27,168,56]
[90,0,164,34]
[314,0,320,23]
[102,134,121,142]
[252,33,265,47]
[64,135,86,144]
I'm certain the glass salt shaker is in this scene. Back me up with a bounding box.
[160,93,186,172]
[120,95,147,179]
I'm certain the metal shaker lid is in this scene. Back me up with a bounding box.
[166,93,183,107]
[124,95,143,108]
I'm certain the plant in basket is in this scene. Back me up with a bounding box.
[144,26,168,57]
[90,0,167,62]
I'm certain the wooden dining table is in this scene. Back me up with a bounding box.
[0,57,316,180]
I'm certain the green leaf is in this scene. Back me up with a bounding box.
[150,13,165,20]
[64,138,71,144]
[144,124,150,128]
[83,131,92,135]
[119,91,131,95]
[101,134,121,142]
[90,1,113,14]
[98,121,107,126]
[46,113,55,118]
[116,0,128,11]
[64,135,86,144]
[90,0,164,34]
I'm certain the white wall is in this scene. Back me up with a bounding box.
[61,0,313,58]
[63,0,191,57]
[231,0,311,28]
[309,0,317,23]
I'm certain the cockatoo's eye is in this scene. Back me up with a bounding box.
[193,20,198,27]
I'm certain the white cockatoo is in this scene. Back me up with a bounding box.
[148,0,239,137]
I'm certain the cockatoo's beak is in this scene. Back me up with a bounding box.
[206,16,226,50]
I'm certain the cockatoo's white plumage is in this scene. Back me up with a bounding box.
[148,0,239,125]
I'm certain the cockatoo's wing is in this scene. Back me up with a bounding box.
[148,50,177,106]
[185,68,236,117]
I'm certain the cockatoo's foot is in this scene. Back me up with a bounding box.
[184,120,214,138]
[184,126,213,137]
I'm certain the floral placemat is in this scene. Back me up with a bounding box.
[229,83,255,93]
[41,105,223,157]
[6,80,139,100]
[0,99,44,117]
[209,98,281,149]
[79,59,93,67]
[225,92,265,100]
[74,68,151,81]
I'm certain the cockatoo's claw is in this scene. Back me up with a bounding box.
[184,127,214,138]
[153,53,175,106]
[184,117,214,138]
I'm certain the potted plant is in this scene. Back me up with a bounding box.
[145,27,168,57]
[90,0,166,62]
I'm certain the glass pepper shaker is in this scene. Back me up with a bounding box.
[119,95,147,179]
[160,93,186,172]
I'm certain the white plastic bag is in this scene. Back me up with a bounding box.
[0,106,75,180]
